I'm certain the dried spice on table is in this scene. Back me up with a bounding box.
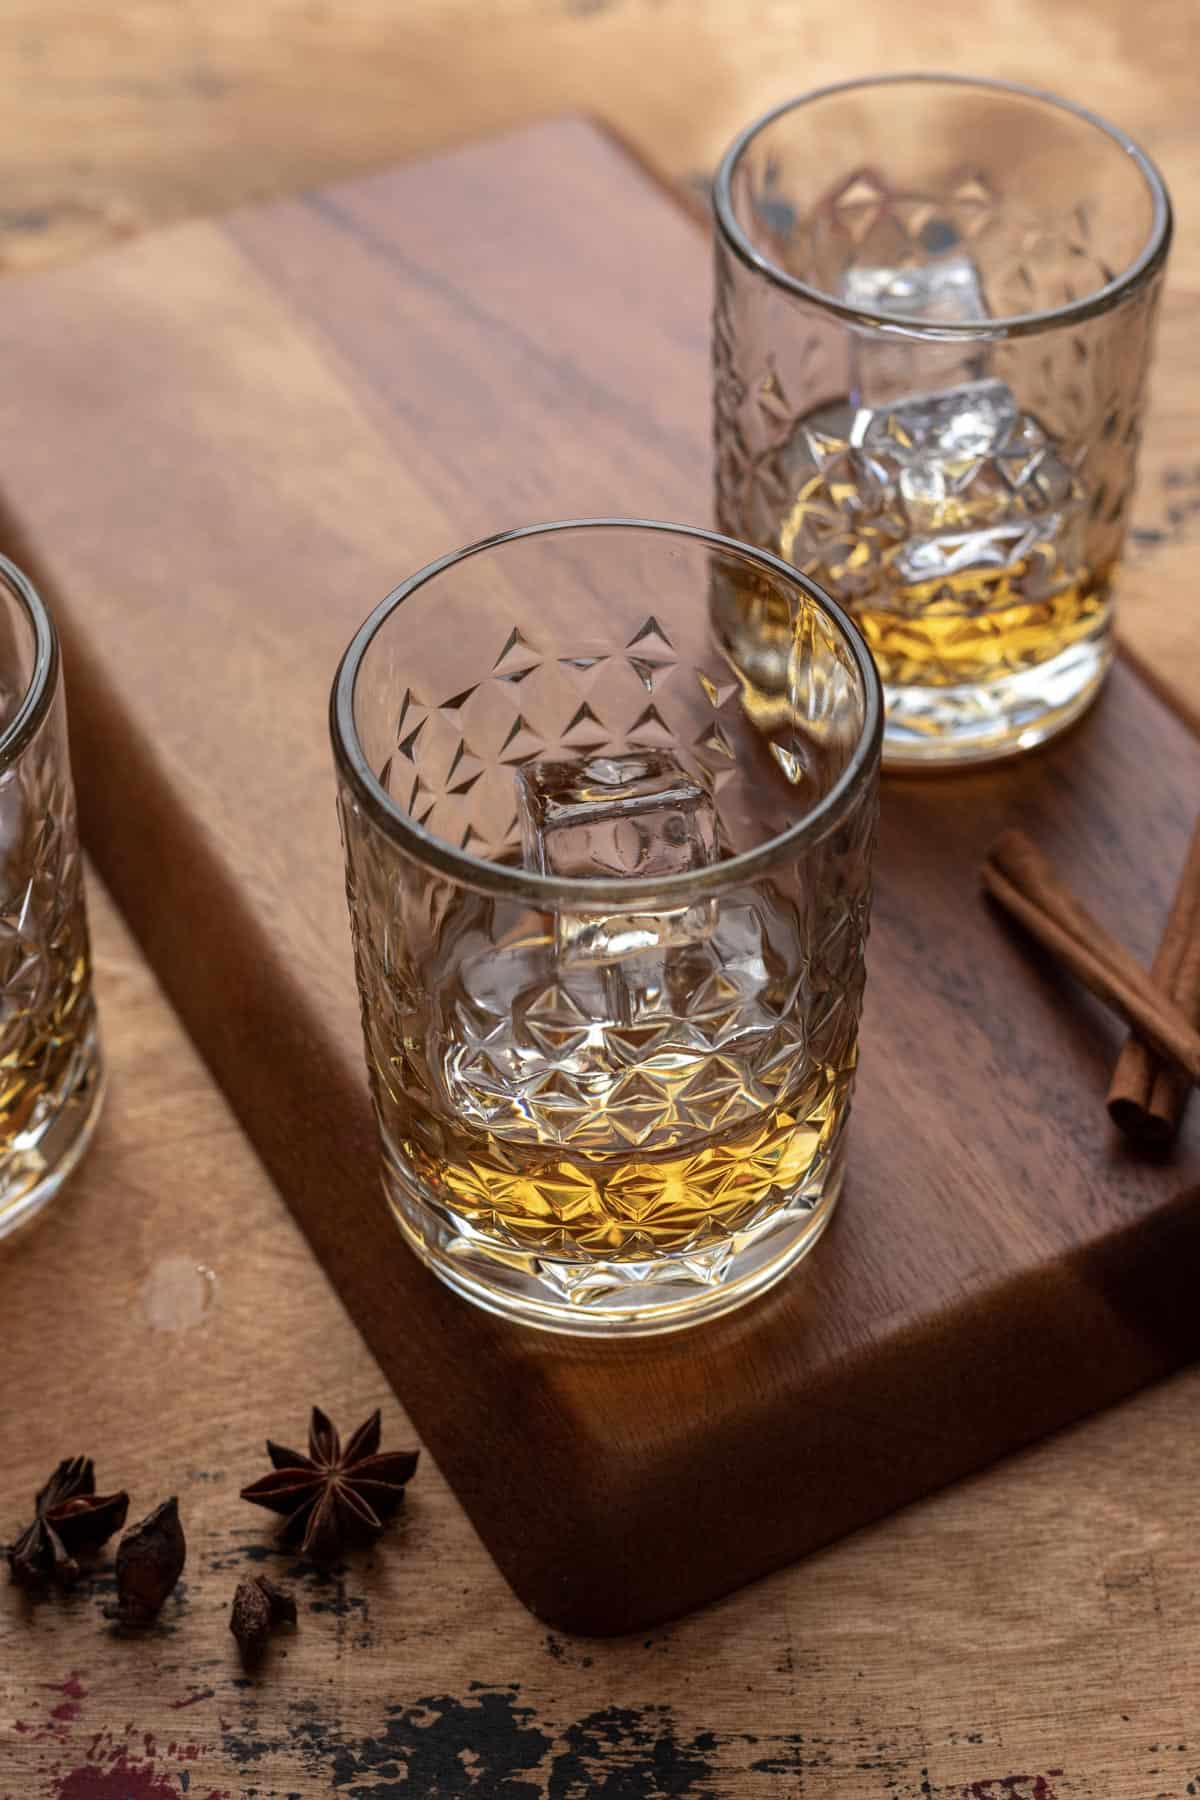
[240,1407,419,1558]
[982,829,1200,1089]
[230,1574,297,1665]
[106,1496,187,1624]
[1108,815,1200,1144]
[6,1456,129,1590]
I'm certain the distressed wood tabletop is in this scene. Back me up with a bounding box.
[0,0,1194,723]
[2,878,1200,1792]
[4,876,1200,1799]
[2,3,1200,1795]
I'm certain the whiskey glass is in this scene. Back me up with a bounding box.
[714,75,1171,767]
[331,519,881,1336]
[0,556,103,1240]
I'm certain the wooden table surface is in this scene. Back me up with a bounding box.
[0,0,1195,727]
[5,880,1200,1800]
[2,4,1200,1795]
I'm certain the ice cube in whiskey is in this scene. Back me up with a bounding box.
[840,245,990,400]
[515,750,718,962]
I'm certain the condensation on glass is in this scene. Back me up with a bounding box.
[0,556,103,1240]
[331,520,881,1335]
[714,75,1172,766]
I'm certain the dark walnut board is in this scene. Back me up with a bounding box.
[0,118,1196,1635]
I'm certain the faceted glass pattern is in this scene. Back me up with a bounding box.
[0,562,103,1240]
[714,77,1169,765]
[775,378,1090,680]
[333,523,880,1335]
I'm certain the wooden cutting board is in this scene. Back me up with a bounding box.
[0,118,1196,1635]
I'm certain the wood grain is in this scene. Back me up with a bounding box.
[0,9,1198,1786]
[0,122,1195,1638]
[0,0,1197,723]
[0,0,1193,274]
[4,875,1200,1799]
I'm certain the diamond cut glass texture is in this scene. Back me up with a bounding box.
[333,523,880,1334]
[0,559,103,1241]
[714,77,1170,764]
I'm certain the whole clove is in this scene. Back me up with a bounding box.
[230,1574,297,1666]
[256,1575,298,1626]
[106,1497,186,1625]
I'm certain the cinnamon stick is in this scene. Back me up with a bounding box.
[1107,818,1200,1145]
[981,830,1200,1087]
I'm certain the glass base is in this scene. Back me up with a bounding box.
[880,630,1113,769]
[383,1149,845,1338]
[0,1015,105,1243]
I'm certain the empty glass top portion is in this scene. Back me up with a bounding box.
[332,519,881,905]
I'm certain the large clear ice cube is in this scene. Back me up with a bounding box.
[839,248,990,401]
[780,378,1086,612]
[855,377,1015,460]
[517,751,717,880]
[436,891,809,1153]
[515,751,718,965]
[840,252,989,326]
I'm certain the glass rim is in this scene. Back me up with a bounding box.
[330,517,883,907]
[0,554,58,770]
[713,72,1173,337]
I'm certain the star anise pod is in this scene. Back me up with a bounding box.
[7,1457,130,1590]
[240,1407,418,1559]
